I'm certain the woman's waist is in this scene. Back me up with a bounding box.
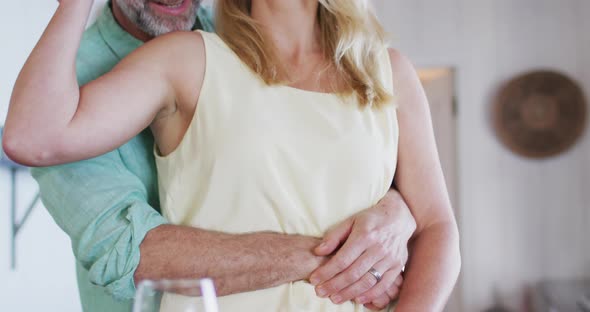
[160,281,390,312]
[161,188,384,235]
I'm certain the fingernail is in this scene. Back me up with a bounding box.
[356,296,367,304]
[319,241,327,248]
[310,276,320,286]
[317,287,327,297]
[331,295,342,304]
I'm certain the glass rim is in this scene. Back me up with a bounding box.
[138,278,214,289]
[134,278,218,312]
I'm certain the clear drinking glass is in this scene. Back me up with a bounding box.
[133,279,219,312]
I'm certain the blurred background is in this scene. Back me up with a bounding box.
[1,0,589,311]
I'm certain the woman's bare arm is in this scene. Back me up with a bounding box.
[3,1,203,166]
[388,49,461,311]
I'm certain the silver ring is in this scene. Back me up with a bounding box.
[367,267,383,283]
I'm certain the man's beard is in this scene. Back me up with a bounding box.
[116,0,201,37]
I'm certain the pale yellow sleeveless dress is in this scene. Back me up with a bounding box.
[155,31,399,312]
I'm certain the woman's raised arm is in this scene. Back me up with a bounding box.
[3,1,204,167]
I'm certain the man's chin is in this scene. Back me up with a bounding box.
[156,22,194,34]
[140,13,196,35]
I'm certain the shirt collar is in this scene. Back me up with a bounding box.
[96,2,143,60]
[95,2,210,60]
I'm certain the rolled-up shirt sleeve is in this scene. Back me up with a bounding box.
[31,149,168,300]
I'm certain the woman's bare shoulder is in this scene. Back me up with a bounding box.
[142,31,207,101]
[386,48,424,112]
[386,48,417,83]
[140,31,206,68]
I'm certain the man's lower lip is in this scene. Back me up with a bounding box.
[149,0,191,16]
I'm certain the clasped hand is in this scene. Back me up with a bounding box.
[310,190,415,310]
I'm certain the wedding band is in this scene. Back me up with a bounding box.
[367,267,383,283]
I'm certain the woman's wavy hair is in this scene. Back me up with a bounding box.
[216,0,392,107]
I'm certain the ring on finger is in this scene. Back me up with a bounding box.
[367,267,383,283]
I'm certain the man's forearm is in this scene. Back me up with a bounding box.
[135,225,326,296]
[395,222,461,311]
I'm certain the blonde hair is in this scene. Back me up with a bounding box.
[216,0,392,107]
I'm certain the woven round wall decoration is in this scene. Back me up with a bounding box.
[494,70,587,158]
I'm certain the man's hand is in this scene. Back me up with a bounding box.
[309,189,415,306]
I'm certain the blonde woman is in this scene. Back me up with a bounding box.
[4,0,460,311]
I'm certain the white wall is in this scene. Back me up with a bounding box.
[375,0,590,311]
[0,1,108,311]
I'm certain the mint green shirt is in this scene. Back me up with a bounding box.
[30,3,214,311]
